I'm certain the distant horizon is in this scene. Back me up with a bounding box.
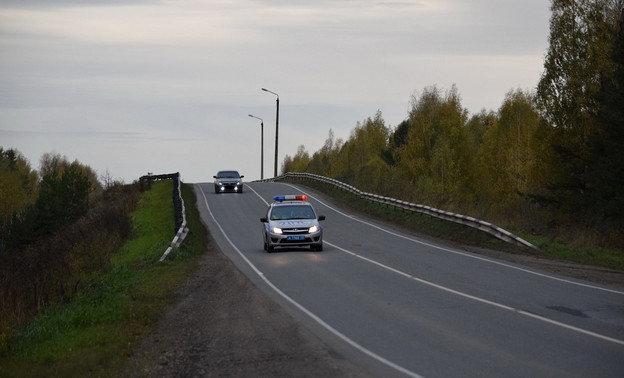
[1,0,550,183]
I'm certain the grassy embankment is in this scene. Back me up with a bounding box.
[0,181,207,377]
[289,178,624,271]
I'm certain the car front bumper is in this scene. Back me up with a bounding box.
[266,230,323,248]
[215,183,243,192]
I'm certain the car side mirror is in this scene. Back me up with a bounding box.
[260,217,267,223]
[318,215,326,221]
[213,176,217,178]
[240,175,244,178]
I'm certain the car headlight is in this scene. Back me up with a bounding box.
[270,226,283,234]
[308,225,318,233]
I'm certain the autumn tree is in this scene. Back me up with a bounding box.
[393,85,473,206]
[36,159,93,234]
[307,129,343,178]
[585,3,624,218]
[340,111,391,192]
[282,145,310,173]
[476,90,543,214]
[2,153,101,251]
[537,0,623,213]
[393,86,443,187]
[466,110,497,154]
[0,148,38,233]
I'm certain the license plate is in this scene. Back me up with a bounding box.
[287,235,305,241]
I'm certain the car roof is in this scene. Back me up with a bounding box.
[268,201,317,220]
[272,200,310,206]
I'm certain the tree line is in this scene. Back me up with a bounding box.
[283,0,624,250]
[0,149,101,253]
[0,148,143,344]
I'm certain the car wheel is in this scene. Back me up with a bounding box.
[313,244,323,252]
[263,241,267,251]
[267,245,274,253]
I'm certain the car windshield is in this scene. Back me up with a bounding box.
[217,171,240,179]
[270,205,315,220]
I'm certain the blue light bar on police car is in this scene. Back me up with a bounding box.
[273,195,308,201]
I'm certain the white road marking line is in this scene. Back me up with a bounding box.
[325,241,624,346]
[247,184,269,206]
[268,183,624,345]
[283,184,624,296]
[251,183,624,349]
[200,184,424,378]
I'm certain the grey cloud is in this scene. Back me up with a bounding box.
[0,0,156,10]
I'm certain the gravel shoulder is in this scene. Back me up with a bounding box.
[123,229,373,377]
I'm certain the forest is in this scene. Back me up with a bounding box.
[282,0,624,250]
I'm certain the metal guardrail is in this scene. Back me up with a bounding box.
[141,172,189,261]
[262,172,537,250]
[160,173,188,261]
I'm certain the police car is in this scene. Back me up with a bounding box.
[260,195,325,252]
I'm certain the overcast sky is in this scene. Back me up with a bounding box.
[1,0,551,183]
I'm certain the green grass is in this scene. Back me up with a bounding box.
[0,181,207,377]
[526,235,624,270]
[289,177,624,271]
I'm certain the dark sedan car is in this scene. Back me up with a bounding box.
[213,170,244,193]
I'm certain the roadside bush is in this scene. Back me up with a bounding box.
[0,182,141,353]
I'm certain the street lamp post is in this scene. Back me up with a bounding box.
[261,88,279,178]
[248,114,264,180]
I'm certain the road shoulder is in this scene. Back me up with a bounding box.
[123,221,372,377]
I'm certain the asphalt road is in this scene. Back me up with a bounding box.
[194,181,624,378]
